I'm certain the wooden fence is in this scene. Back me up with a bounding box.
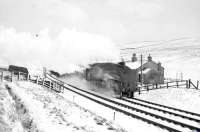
[0,70,64,93]
[29,75,64,93]
[137,79,199,94]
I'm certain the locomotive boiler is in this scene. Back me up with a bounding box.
[85,62,137,97]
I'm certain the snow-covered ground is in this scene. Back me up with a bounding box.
[61,76,200,131]
[4,81,169,132]
[2,78,200,132]
[5,81,129,132]
[0,83,27,132]
[135,87,200,114]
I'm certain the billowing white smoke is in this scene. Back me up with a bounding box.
[0,26,120,74]
[90,67,114,81]
[61,75,116,97]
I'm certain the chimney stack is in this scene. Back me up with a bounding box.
[157,62,162,71]
[131,53,137,62]
[148,54,152,62]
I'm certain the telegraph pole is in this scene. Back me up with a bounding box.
[140,54,143,86]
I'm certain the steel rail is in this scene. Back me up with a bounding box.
[132,98,200,117]
[66,84,200,131]
[62,84,182,132]
[120,98,200,123]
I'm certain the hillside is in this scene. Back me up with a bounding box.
[120,38,200,80]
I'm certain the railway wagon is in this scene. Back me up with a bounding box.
[85,62,137,97]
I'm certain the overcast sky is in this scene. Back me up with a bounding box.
[0,0,200,73]
[0,0,200,43]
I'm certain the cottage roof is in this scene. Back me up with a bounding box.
[138,68,152,74]
[143,68,151,74]
[125,60,164,70]
[125,61,145,69]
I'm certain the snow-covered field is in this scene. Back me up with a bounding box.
[135,87,200,114]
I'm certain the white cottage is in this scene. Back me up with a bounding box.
[125,54,164,84]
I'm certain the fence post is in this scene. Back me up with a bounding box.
[2,72,3,82]
[197,81,199,89]
[42,78,45,86]
[1,72,3,82]
[156,84,158,89]
[186,80,188,88]
[52,82,54,90]
[176,81,179,88]
[36,76,39,84]
[48,81,51,89]
[62,84,64,93]
[55,83,57,90]
[113,111,116,121]
[53,82,55,90]
[52,82,53,89]
[11,72,13,82]
[58,84,61,92]
[189,79,191,88]
[138,86,141,94]
[18,72,20,81]
[167,82,168,88]
[147,85,149,91]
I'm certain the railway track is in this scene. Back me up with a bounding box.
[120,97,200,123]
[46,74,200,132]
[128,97,200,118]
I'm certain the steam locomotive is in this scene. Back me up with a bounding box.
[85,62,137,98]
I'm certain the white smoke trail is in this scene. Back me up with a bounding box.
[0,26,120,74]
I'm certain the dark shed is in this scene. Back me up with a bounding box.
[8,65,29,74]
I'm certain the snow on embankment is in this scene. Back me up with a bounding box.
[0,83,21,132]
[5,83,41,132]
[135,87,200,114]
[6,81,127,132]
